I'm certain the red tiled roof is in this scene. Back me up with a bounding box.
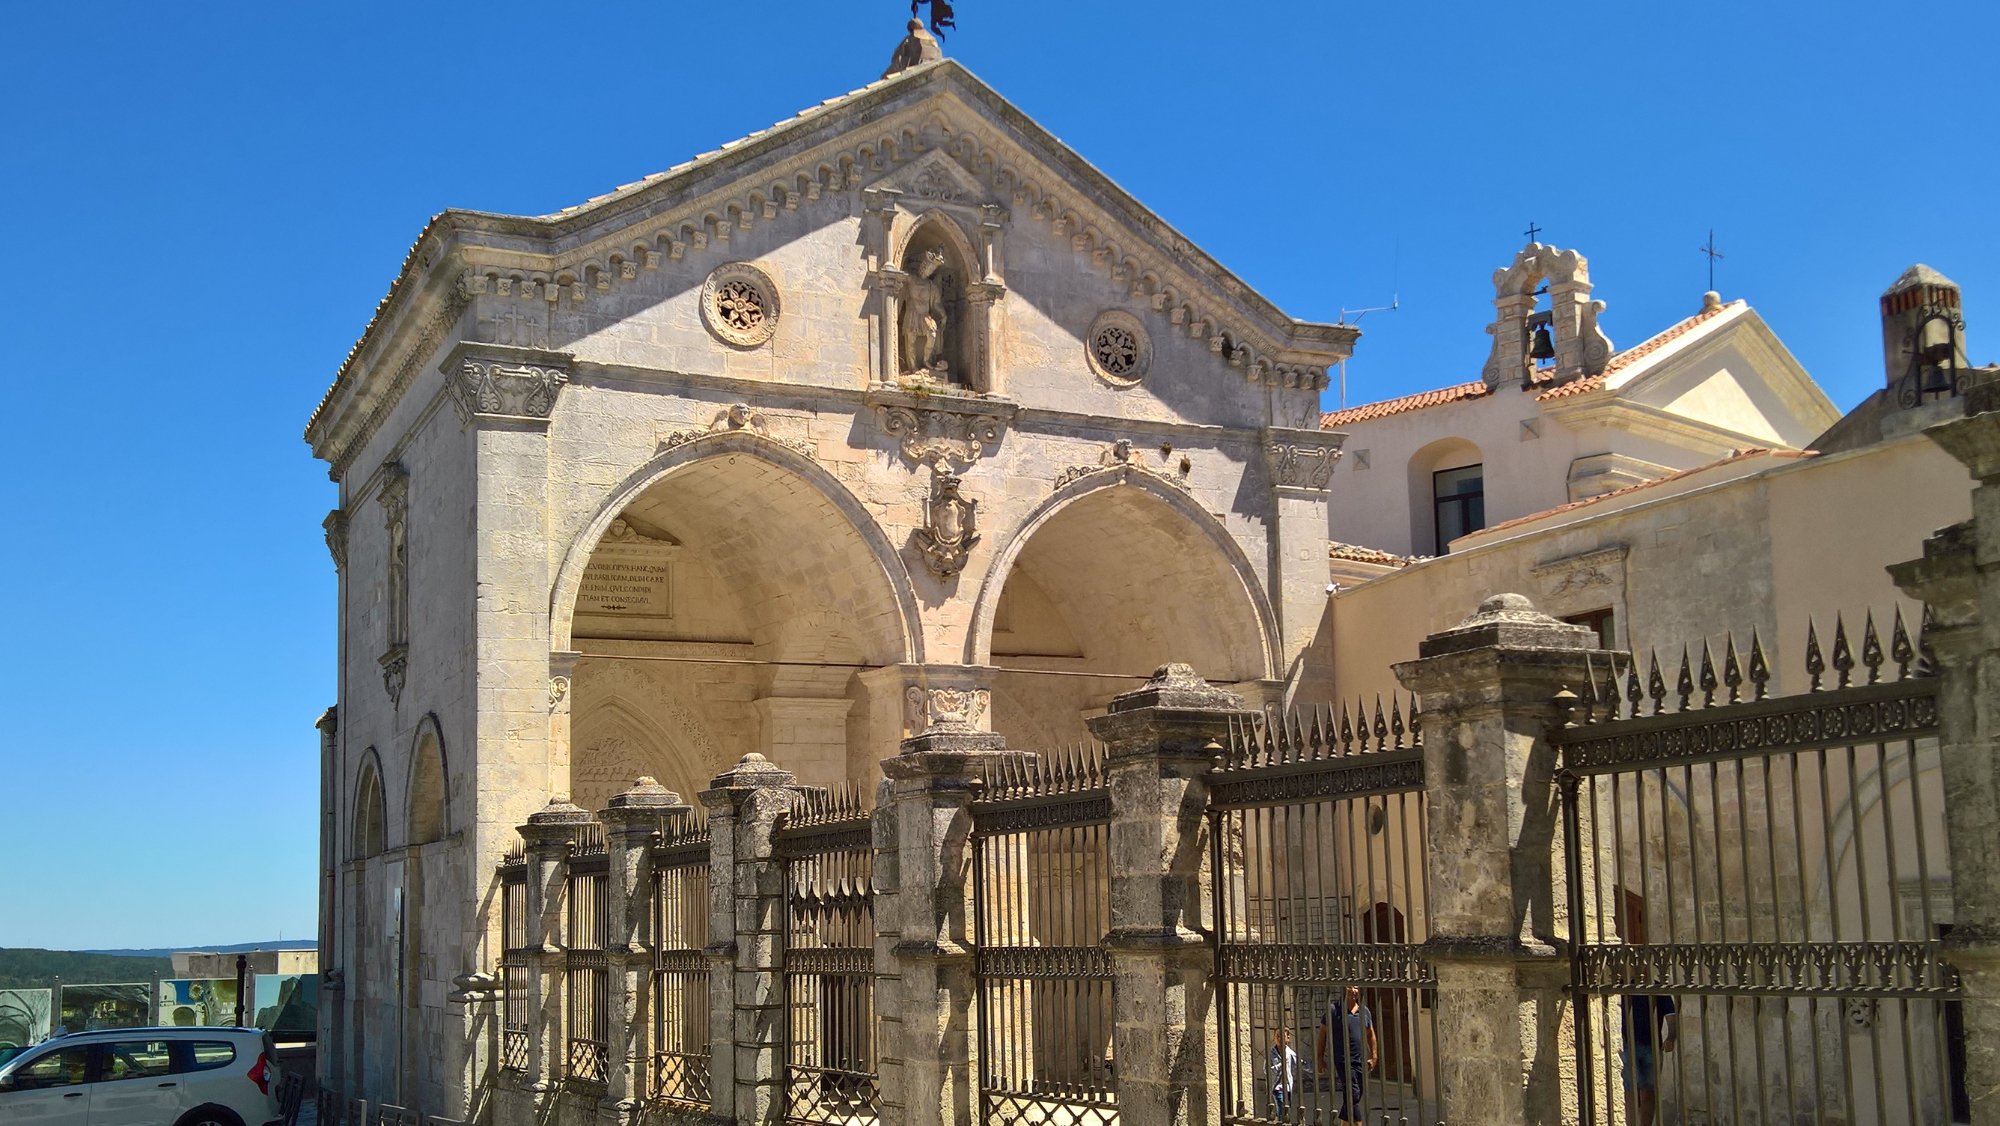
[1320,298,1742,427]
[1320,381,1488,428]
[1328,542,1416,568]
[1472,447,1816,537]
[1536,299,1739,401]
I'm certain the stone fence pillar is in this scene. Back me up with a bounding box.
[1892,384,2000,1124]
[700,754,799,1125]
[598,778,692,1121]
[1087,663,1251,1126]
[878,722,1024,1126]
[519,797,592,1093]
[1394,594,1599,1126]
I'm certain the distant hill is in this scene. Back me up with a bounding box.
[79,940,318,959]
[0,949,172,990]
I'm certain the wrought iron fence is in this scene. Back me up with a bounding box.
[1210,701,1440,1126]
[1557,610,1958,1126]
[650,814,712,1109]
[565,825,610,1086]
[498,848,530,1073]
[778,787,879,1124]
[970,744,1117,1126]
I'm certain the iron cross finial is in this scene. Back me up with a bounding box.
[1700,229,1726,292]
[1524,221,1543,243]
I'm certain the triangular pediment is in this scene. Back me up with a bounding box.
[309,59,1357,470]
[865,149,995,210]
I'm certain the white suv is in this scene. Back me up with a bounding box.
[0,1026,281,1126]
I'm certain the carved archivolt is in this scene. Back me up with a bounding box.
[657,402,816,460]
[1052,439,1191,493]
[699,261,780,348]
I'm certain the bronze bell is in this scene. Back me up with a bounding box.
[1529,322,1557,361]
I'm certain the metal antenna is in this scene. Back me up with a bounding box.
[1333,295,1400,408]
[1700,229,1725,292]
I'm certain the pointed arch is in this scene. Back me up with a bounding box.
[406,713,447,847]
[569,695,708,816]
[353,748,387,859]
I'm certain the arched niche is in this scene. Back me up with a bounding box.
[569,696,706,816]
[353,750,387,858]
[892,211,985,390]
[406,715,447,847]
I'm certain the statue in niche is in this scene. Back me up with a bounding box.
[913,466,979,577]
[900,246,954,379]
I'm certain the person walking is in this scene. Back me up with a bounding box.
[1315,986,1377,1126]
[1268,1026,1302,1120]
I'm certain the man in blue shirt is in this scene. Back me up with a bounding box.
[1315,986,1377,1126]
[1622,992,1678,1126]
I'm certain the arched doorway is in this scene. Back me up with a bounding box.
[551,438,917,803]
[971,472,1275,750]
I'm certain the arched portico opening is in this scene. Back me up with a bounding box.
[550,436,917,803]
[970,470,1276,749]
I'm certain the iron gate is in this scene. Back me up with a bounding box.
[565,825,610,1086]
[778,788,879,1124]
[650,815,712,1108]
[970,746,1117,1126]
[1557,613,1958,1126]
[1210,703,1439,1126]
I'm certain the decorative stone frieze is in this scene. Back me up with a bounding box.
[1531,544,1628,599]
[864,385,1015,468]
[912,466,979,577]
[1085,309,1150,385]
[1262,427,1345,491]
[699,262,780,348]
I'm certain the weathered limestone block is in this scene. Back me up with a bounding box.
[1088,663,1252,1126]
[1395,594,1601,1126]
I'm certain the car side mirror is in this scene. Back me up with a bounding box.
[0,1075,16,1091]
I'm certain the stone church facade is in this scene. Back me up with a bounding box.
[307,31,1350,1114]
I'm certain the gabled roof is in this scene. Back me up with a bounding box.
[308,57,1357,471]
[1318,296,1740,427]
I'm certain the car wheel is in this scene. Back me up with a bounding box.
[174,1105,246,1126]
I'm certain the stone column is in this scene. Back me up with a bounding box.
[1263,429,1345,676]
[1891,384,2000,1123]
[597,778,691,1121]
[1393,594,1598,1126]
[1086,663,1251,1126]
[879,721,1024,1126]
[700,754,800,1125]
[518,798,590,1093]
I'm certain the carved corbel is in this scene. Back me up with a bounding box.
[865,386,1016,469]
[379,645,408,707]
[323,509,348,572]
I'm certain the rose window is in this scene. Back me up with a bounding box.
[1092,326,1139,376]
[715,280,765,333]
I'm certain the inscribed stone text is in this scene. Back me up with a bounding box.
[579,561,672,617]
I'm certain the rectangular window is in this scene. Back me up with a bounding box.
[12,1047,91,1089]
[1432,464,1485,553]
[1562,608,1616,649]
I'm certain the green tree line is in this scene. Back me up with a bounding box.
[0,948,172,989]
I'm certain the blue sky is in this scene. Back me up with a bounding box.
[1,1,1994,950]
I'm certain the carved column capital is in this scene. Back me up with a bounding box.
[440,342,574,427]
[1262,427,1345,492]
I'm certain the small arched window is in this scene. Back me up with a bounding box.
[1407,438,1485,555]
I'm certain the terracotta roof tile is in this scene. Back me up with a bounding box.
[1320,381,1488,428]
[1472,447,1816,537]
[1536,299,1739,401]
[1328,542,1416,568]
